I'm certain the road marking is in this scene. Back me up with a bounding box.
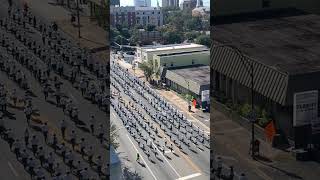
[165,150,173,153]
[8,162,19,177]
[175,173,201,180]
[126,135,158,180]
[152,142,181,178]
[204,119,209,122]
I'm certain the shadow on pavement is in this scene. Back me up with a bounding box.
[122,166,143,180]
[257,159,303,179]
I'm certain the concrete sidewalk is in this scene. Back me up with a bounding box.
[213,107,320,180]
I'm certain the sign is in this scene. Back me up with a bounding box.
[264,120,276,142]
[201,90,210,102]
[293,90,319,134]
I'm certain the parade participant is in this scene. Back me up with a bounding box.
[70,130,76,150]
[24,128,29,147]
[42,122,49,142]
[89,115,96,134]
[60,118,67,139]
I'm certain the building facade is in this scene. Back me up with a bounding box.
[135,7,163,27]
[134,0,151,7]
[137,30,162,44]
[136,43,208,62]
[162,0,180,7]
[110,6,136,27]
[211,11,320,148]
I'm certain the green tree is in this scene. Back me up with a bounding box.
[185,31,201,41]
[196,34,211,47]
[139,61,154,82]
[146,24,156,31]
[163,30,183,44]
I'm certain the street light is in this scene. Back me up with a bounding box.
[76,0,81,38]
[211,44,256,159]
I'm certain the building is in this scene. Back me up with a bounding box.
[110,6,136,27]
[212,0,320,17]
[136,43,208,62]
[134,0,151,7]
[162,0,180,7]
[192,0,210,17]
[135,6,163,27]
[180,0,202,10]
[136,29,162,44]
[164,65,210,108]
[152,49,210,71]
[211,9,320,148]
[110,0,120,6]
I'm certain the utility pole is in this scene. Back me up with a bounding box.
[76,0,81,38]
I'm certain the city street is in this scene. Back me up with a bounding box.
[0,0,109,179]
[110,53,210,180]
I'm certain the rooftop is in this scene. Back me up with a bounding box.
[213,12,320,74]
[140,43,207,52]
[168,65,210,86]
[156,49,209,57]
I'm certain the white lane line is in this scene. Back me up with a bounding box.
[152,142,181,178]
[175,173,201,180]
[126,135,158,180]
[8,162,19,177]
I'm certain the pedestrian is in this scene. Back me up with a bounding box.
[80,138,85,157]
[239,173,247,180]
[89,115,95,134]
[136,153,140,162]
[31,135,38,155]
[70,130,76,150]
[42,122,48,143]
[216,156,222,178]
[52,134,58,151]
[24,128,29,147]
[60,118,67,139]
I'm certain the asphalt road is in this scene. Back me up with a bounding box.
[0,0,110,179]
[110,55,210,180]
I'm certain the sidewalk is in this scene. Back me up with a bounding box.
[117,59,210,133]
[213,108,320,180]
[24,0,108,60]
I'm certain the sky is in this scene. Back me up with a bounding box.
[120,0,210,7]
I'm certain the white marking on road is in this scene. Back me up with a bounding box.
[152,142,181,178]
[126,135,158,180]
[165,150,173,153]
[8,162,19,177]
[204,119,209,122]
[175,173,201,180]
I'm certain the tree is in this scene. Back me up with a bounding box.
[196,34,211,47]
[163,30,183,44]
[146,24,156,31]
[185,31,200,41]
[139,61,154,82]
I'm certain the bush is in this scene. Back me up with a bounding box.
[238,103,251,117]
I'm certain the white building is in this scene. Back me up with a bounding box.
[136,43,208,62]
[135,6,163,27]
[134,0,151,7]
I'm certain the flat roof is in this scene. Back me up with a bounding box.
[156,49,209,57]
[141,43,207,52]
[168,65,210,86]
[213,12,320,74]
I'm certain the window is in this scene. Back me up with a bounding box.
[192,59,195,64]
[171,63,173,67]
[163,63,166,67]
[262,0,270,8]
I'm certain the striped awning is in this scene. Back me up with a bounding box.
[211,45,289,105]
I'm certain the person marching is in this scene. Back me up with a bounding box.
[60,118,67,139]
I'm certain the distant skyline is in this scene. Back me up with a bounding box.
[120,0,210,7]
